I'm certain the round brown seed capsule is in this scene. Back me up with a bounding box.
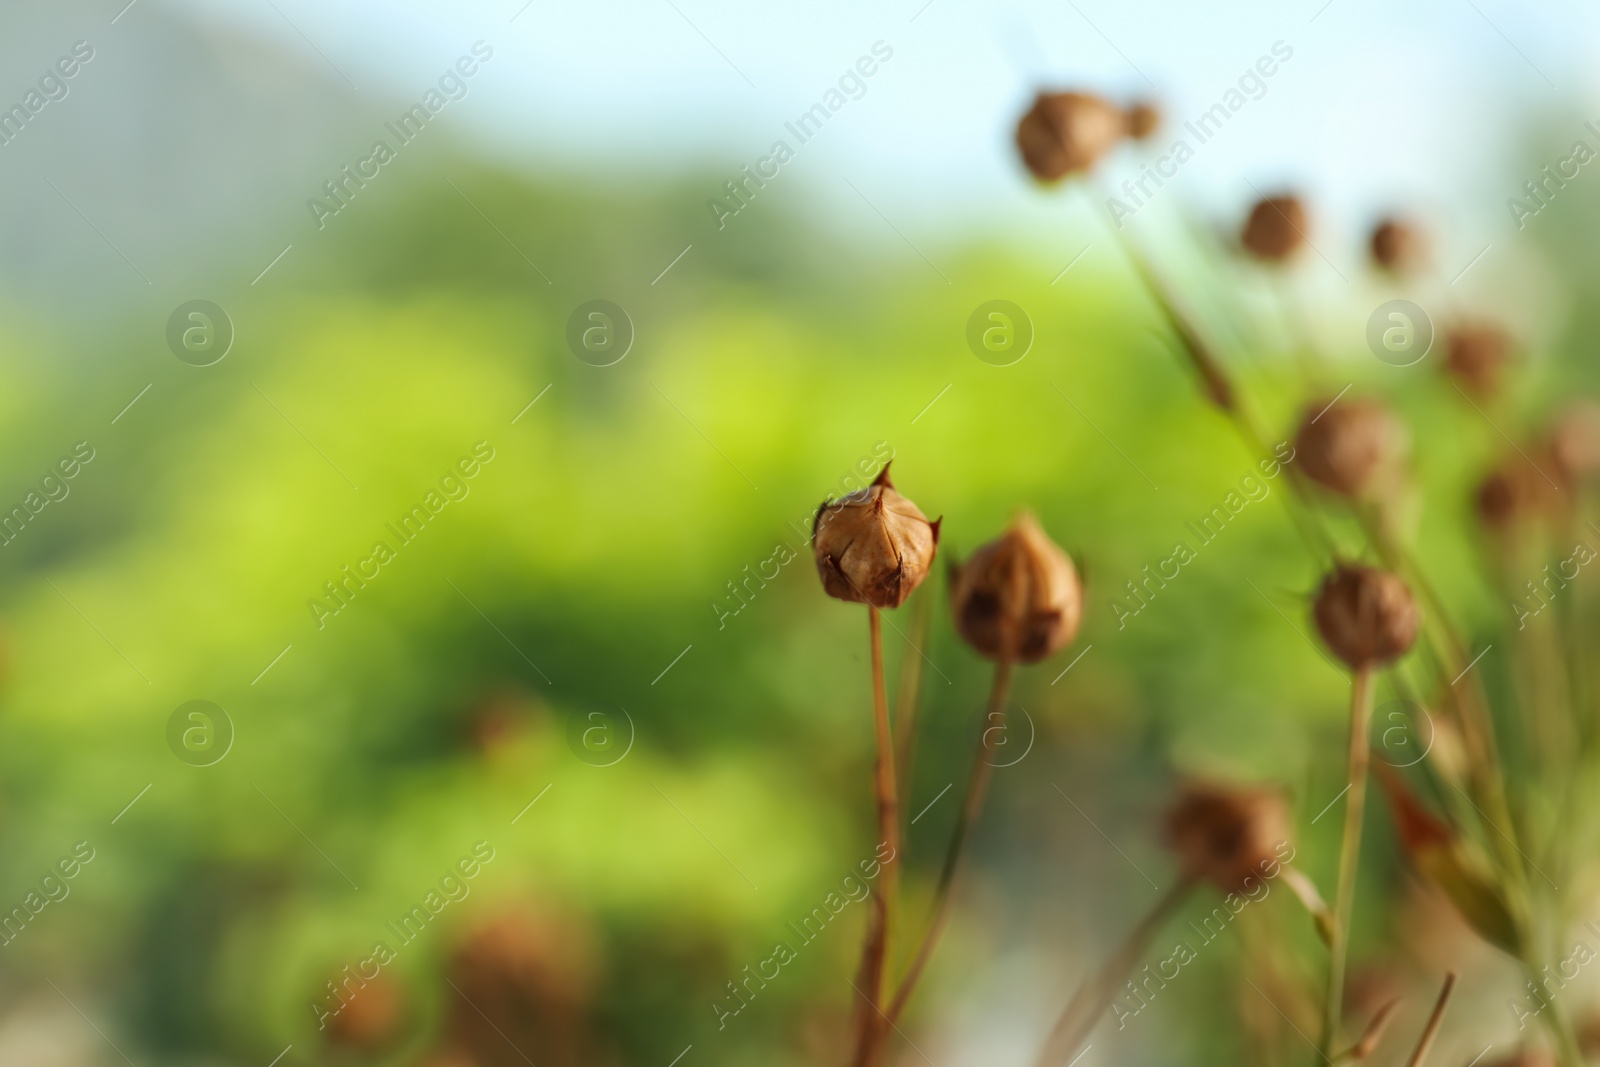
[1369,217,1426,274]
[949,512,1082,663]
[1124,100,1160,140]
[1313,564,1419,670]
[1241,194,1308,262]
[1293,396,1407,499]
[1165,781,1290,895]
[1443,323,1511,399]
[1014,91,1126,182]
[813,464,939,610]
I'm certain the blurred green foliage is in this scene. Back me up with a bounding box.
[0,146,1596,1066]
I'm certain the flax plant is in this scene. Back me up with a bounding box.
[1007,80,1600,1067]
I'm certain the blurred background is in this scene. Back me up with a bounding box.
[2,0,1600,1064]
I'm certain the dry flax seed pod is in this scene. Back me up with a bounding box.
[948,511,1082,663]
[1369,217,1427,274]
[1293,396,1407,499]
[1123,100,1160,140]
[1313,564,1419,670]
[1241,194,1308,262]
[813,464,939,610]
[1014,91,1126,182]
[1164,780,1290,895]
[1442,322,1512,399]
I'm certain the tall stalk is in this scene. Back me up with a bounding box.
[854,606,901,1067]
[1402,972,1456,1067]
[886,658,1015,1028]
[1080,183,1337,567]
[1323,667,1375,1056]
[1033,879,1195,1067]
[894,585,936,805]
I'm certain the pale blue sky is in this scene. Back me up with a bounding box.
[173,0,1593,251]
[0,0,1593,311]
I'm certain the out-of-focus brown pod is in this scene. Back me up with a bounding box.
[1312,564,1419,670]
[1475,452,1567,533]
[1164,780,1290,895]
[327,973,405,1050]
[1123,100,1160,140]
[1293,396,1407,500]
[948,512,1082,664]
[1369,217,1427,274]
[1241,194,1308,262]
[1548,400,1600,483]
[1014,91,1126,182]
[447,908,604,1066]
[1443,323,1512,399]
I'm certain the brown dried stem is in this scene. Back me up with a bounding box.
[1093,189,1238,416]
[1081,182,1336,566]
[1403,972,1455,1067]
[885,658,1015,1029]
[1333,996,1403,1064]
[893,583,936,808]
[1353,504,1531,914]
[853,606,902,1067]
[1032,878,1195,1067]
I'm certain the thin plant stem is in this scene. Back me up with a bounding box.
[894,584,936,809]
[1080,182,1337,567]
[1402,972,1456,1067]
[885,657,1015,1027]
[853,606,901,1067]
[1323,666,1375,1057]
[1355,504,1531,912]
[1032,878,1195,1067]
[1334,997,1403,1064]
[1097,195,1245,419]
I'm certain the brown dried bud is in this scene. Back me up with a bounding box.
[1014,91,1125,182]
[1293,396,1407,499]
[1165,780,1290,895]
[1123,100,1160,140]
[1313,564,1419,670]
[1240,195,1308,262]
[1369,217,1426,274]
[1443,323,1512,398]
[813,464,939,610]
[949,512,1082,663]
